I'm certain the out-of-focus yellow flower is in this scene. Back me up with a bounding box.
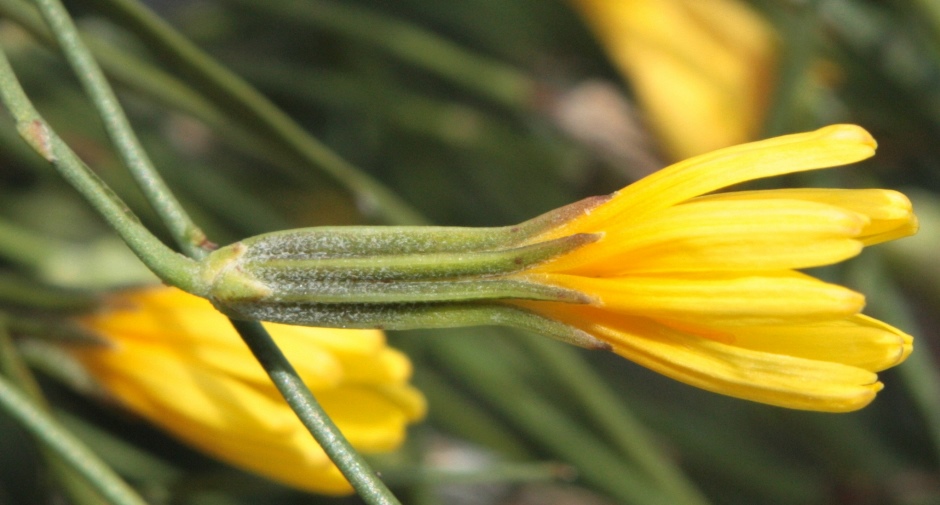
[68,287,426,495]
[513,124,916,412]
[570,0,777,159]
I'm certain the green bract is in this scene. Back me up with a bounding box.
[198,197,611,350]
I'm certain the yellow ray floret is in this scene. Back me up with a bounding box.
[68,287,425,494]
[512,124,916,412]
[570,0,777,159]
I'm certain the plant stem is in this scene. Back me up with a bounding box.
[231,0,537,110]
[32,0,207,257]
[376,461,572,487]
[429,331,687,505]
[851,252,940,464]
[0,217,57,270]
[0,0,316,199]
[0,45,202,294]
[83,0,424,225]
[761,0,820,136]
[0,360,149,505]
[519,335,709,505]
[7,4,407,501]
[229,320,402,505]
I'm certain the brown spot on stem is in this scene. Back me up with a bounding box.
[25,120,54,161]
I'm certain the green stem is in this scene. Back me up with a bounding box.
[0,326,122,505]
[0,217,57,270]
[7,4,404,500]
[231,0,537,110]
[0,0,302,179]
[761,0,820,136]
[518,336,709,505]
[851,252,940,464]
[229,320,402,505]
[430,332,686,505]
[82,0,424,225]
[0,274,97,311]
[411,368,531,460]
[0,370,149,505]
[909,0,940,60]
[376,461,572,487]
[32,0,207,257]
[0,45,202,293]
[5,3,708,502]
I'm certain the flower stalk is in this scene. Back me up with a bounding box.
[0,326,148,505]
[32,0,208,257]
[0,45,203,293]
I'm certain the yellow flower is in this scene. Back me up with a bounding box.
[512,124,916,412]
[570,0,777,159]
[68,287,426,495]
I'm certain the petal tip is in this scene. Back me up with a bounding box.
[820,124,877,151]
[823,381,883,413]
[895,332,915,366]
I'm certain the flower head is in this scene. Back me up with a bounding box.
[67,287,426,495]
[513,124,916,412]
[570,0,777,159]
[195,124,914,413]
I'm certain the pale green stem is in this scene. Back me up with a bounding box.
[0,46,202,293]
[908,0,940,60]
[376,461,572,487]
[7,6,406,501]
[0,217,56,270]
[32,0,207,257]
[0,326,122,505]
[761,0,820,136]
[230,0,537,110]
[0,339,148,505]
[518,335,709,505]
[0,0,306,188]
[7,1,708,500]
[429,331,688,505]
[229,320,402,505]
[83,0,424,225]
[851,253,940,464]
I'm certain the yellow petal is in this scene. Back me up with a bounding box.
[570,0,776,159]
[268,321,387,355]
[528,271,865,325]
[70,286,425,494]
[154,405,350,494]
[528,303,882,412]
[198,336,345,391]
[543,125,877,240]
[721,314,913,372]
[538,198,868,275]
[333,348,415,386]
[74,341,301,434]
[317,385,425,452]
[696,188,918,245]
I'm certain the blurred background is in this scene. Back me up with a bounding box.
[1,0,940,503]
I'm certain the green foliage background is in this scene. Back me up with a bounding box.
[1,0,939,504]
